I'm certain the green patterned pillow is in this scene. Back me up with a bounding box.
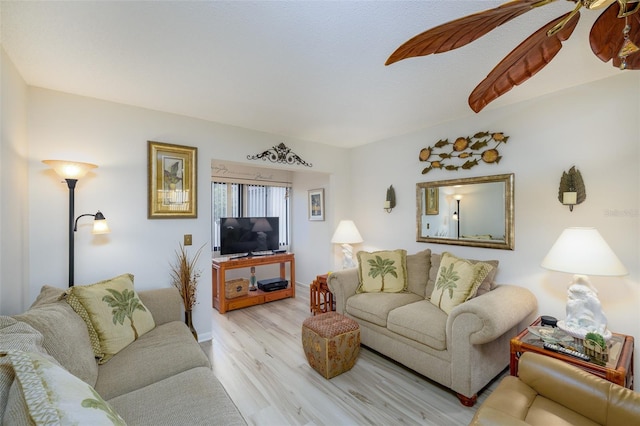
[66,274,155,364]
[429,252,494,314]
[356,250,407,293]
[4,350,126,425]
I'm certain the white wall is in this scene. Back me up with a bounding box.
[0,48,29,315]
[25,88,349,340]
[291,170,333,286]
[2,52,638,364]
[349,73,640,359]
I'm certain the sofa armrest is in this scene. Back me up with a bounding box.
[519,352,640,424]
[138,287,183,326]
[447,284,537,346]
[327,268,359,314]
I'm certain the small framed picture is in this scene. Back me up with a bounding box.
[308,188,325,221]
[148,141,197,218]
[426,187,439,215]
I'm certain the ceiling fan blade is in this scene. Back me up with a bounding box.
[591,2,640,69]
[385,0,557,66]
[469,11,580,112]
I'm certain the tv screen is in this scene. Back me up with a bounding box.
[220,217,280,255]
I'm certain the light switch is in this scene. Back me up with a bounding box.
[184,234,192,246]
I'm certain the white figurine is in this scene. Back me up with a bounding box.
[558,274,611,340]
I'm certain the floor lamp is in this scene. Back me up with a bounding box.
[43,160,109,286]
[452,195,462,239]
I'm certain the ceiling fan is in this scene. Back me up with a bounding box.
[385,0,640,112]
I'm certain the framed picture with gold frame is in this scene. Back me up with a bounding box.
[148,141,197,218]
[426,187,439,215]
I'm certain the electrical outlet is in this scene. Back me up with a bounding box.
[184,234,192,246]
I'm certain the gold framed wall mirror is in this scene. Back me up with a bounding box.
[416,173,514,250]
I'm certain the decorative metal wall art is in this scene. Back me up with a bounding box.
[558,166,586,212]
[419,131,509,174]
[247,143,312,167]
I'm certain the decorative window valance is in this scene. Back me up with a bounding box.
[211,160,292,187]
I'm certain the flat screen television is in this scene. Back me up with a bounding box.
[220,217,280,255]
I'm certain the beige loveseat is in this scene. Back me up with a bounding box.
[328,249,537,406]
[471,352,640,425]
[1,285,245,425]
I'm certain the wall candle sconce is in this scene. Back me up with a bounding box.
[558,166,586,212]
[43,160,109,286]
[384,185,396,213]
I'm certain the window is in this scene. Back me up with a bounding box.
[212,182,290,251]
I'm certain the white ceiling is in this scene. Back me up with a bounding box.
[1,1,624,148]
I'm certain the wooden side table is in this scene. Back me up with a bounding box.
[310,274,334,315]
[510,317,634,389]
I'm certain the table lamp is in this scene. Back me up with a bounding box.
[331,220,363,269]
[541,227,627,341]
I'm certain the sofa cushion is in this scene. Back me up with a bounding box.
[405,249,431,297]
[94,321,210,400]
[108,367,245,425]
[387,300,448,350]
[430,252,494,314]
[66,274,155,364]
[346,292,423,327]
[426,253,499,298]
[4,351,126,426]
[356,249,407,293]
[14,285,98,387]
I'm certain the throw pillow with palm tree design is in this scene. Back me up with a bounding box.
[356,250,408,293]
[430,252,494,314]
[66,274,155,364]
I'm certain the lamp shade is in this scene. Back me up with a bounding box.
[541,227,627,276]
[43,160,97,179]
[331,220,363,244]
[91,211,110,234]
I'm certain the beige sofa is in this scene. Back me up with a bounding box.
[1,285,245,425]
[328,249,537,406]
[471,351,640,425]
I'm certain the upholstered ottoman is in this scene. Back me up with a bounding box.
[301,312,360,379]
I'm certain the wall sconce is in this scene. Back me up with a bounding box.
[558,166,586,212]
[43,159,109,286]
[384,185,396,213]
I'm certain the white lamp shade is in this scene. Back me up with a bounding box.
[331,220,363,244]
[541,227,627,276]
[92,219,110,234]
[43,160,97,179]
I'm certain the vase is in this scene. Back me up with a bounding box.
[184,310,198,341]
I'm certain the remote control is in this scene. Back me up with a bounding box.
[543,342,590,361]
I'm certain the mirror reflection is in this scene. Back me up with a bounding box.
[416,174,514,250]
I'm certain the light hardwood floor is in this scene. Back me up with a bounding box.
[203,284,507,426]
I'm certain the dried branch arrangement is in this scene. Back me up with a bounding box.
[170,243,206,311]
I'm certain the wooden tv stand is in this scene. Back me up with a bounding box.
[212,252,295,314]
